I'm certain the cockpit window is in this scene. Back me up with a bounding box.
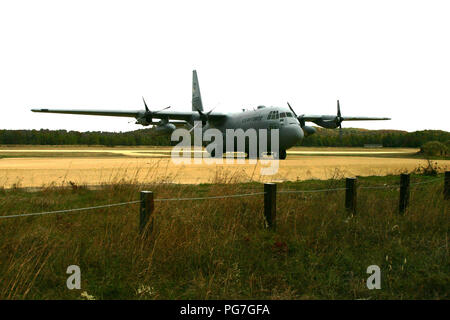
[280,112,286,118]
[286,112,293,118]
[267,111,280,120]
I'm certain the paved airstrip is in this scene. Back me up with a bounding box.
[0,147,448,188]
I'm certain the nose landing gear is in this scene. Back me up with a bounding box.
[256,149,287,160]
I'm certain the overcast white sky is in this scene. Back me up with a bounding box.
[0,0,449,133]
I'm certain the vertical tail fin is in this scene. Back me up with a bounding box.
[192,70,203,111]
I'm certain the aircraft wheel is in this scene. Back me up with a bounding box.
[279,150,287,160]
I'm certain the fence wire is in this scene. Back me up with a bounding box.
[355,177,442,190]
[154,192,266,202]
[0,176,444,220]
[360,184,399,190]
[278,187,347,194]
[410,177,442,186]
[0,200,141,220]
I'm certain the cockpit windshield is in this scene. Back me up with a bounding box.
[267,111,279,120]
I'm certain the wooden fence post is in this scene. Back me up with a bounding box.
[445,171,450,200]
[264,183,277,230]
[140,191,154,235]
[345,177,357,214]
[399,173,410,214]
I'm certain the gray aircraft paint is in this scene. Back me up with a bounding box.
[192,70,203,112]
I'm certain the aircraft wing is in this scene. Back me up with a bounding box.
[339,116,390,121]
[301,115,390,122]
[31,108,228,122]
[31,108,141,118]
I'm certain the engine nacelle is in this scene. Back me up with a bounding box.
[135,118,151,126]
[135,113,152,126]
[154,123,176,135]
[302,125,316,136]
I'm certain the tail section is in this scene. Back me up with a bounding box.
[192,70,203,111]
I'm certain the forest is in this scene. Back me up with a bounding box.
[0,127,449,148]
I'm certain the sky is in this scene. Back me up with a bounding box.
[0,0,449,133]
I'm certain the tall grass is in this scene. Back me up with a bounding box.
[0,172,448,299]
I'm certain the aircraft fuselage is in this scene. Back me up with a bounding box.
[195,106,304,155]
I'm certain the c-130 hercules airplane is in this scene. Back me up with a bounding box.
[32,70,390,159]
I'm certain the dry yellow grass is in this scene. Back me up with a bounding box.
[0,148,448,188]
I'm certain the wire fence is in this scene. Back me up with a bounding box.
[0,192,267,220]
[0,200,142,220]
[0,174,446,220]
[277,187,347,194]
[154,192,266,202]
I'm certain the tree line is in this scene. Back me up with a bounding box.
[0,128,449,148]
[0,129,171,146]
[300,128,450,148]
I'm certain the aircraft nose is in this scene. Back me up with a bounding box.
[292,124,304,143]
[281,124,304,149]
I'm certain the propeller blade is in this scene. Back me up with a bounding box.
[188,121,202,133]
[206,107,216,116]
[337,100,342,141]
[287,102,298,118]
[194,106,215,125]
[337,100,341,118]
[142,97,149,112]
[194,106,205,117]
[154,106,171,114]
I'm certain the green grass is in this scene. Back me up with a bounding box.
[0,173,448,300]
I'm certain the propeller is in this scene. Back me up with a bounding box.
[142,97,171,114]
[188,121,201,133]
[336,100,343,141]
[194,106,215,126]
[287,102,298,118]
[142,96,150,112]
[287,102,305,127]
[134,97,170,125]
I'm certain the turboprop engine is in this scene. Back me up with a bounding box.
[135,97,171,127]
[135,113,152,126]
[154,122,176,134]
[286,102,316,137]
[302,125,316,136]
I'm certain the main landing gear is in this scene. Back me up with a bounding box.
[208,149,287,160]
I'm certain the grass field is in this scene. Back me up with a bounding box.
[0,146,448,188]
[0,171,448,300]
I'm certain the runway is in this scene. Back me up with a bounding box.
[0,146,418,157]
[1,146,448,188]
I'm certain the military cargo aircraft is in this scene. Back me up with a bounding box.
[32,70,390,159]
